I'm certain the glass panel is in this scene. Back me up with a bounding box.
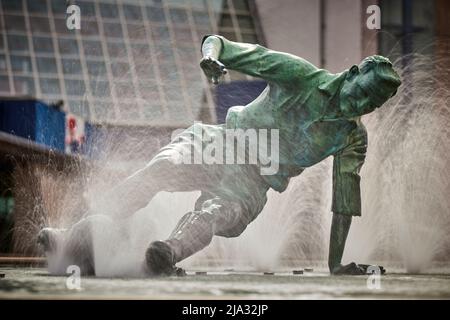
[83,40,103,57]
[170,8,188,25]
[91,99,115,120]
[0,76,10,93]
[241,32,257,43]
[50,0,67,16]
[174,28,193,43]
[192,11,211,28]
[14,76,35,95]
[10,55,32,73]
[2,0,23,11]
[81,21,99,36]
[127,24,147,40]
[78,1,96,17]
[100,3,119,19]
[4,15,26,33]
[186,0,208,10]
[65,79,86,96]
[86,61,107,77]
[114,82,135,97]
[218,30,237,41]
[220,14,233,27]
[142,101,164,121]
[40,77,60,95]
[147,6,166,22]
[90,81,110,97]
[33,37,54,53]
[107,42,127,58]
[149,0,164,6]
[123,4,143,21]
[152,26,170,41]
[232,0,250,12]
[27,0,48,13]
[8,35,29,52]
[54,18,73,35]
[0,55,7,72]
[68,100,90,118]
[58,38,79,55]
[90,100,114,120]
[111,62,131,78]
[135,63,154,79]
[61,59,82,75]
[29,17,51,34]
[103,23,123,38]
[36,57,58,74]
[237,14,254,29]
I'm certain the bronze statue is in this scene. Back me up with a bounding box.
[38,35,401,276]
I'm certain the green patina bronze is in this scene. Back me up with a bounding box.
[38,35,401,277]
[196,35,400,275]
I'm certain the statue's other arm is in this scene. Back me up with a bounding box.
[329,120,368,275]
[200,35,318,87]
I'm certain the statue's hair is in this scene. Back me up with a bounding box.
[360,55,392,73]
[359,55,401,93]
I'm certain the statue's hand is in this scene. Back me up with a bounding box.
[200,56,227,84]
[358,264,386,275]
[331,262,366,275]
[331,263,386,275]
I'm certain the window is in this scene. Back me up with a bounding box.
[29,17,51,34]
[147,7,166,22]
[40,77,60,95]
[8,35,29,52]
[4,15,27,33]
[86,61,106,78]
[10,55,32,73]
[0,76,10,92]
[14,76,35,94]
[2,0,22,12]
[103,23,123,38]
[58,39,79,56]
[36,57,58,74]
[90,80,110,97]
[100,3,119,19]
[33,37,54,53]
[61,59,82,75]
[107,42,127,58]
[65,79,86,96]
[83,40,103,57]
[26,0,47,14]
[123,4,143,21]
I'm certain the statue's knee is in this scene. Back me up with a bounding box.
[214,221,248,238]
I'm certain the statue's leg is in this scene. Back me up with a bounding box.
[62,215,116,276]
[144,178,269,276]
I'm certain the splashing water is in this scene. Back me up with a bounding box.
[14,47,450,276]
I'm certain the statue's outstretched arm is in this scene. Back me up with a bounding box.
[199,35,318,87]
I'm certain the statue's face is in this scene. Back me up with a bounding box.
[339,68,382,117]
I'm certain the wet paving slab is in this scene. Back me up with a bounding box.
[1,267,450,299]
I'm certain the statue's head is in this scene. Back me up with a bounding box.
[339,55,401,117]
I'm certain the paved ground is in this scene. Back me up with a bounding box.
[1,267,450,299]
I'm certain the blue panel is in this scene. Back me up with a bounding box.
[0,99,65,152]
[35,101,65,151]
[214,80,267,124]
[0,100,37,140]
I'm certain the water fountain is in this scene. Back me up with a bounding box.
[12,37,449,277]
